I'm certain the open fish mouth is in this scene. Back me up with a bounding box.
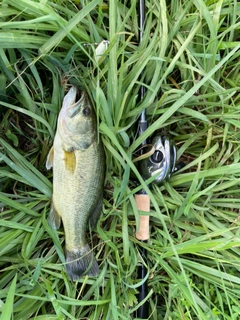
[67,87,85,118]
[75,88,81,101]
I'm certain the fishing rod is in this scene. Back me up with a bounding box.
[135,0,178,318]
[134,1,149,318]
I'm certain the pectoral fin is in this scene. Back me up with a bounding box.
[46,146,54,170]
[48,201,61,229]
[64,150,76,173]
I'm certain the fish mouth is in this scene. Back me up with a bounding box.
[67,86,86,118]
[75,88,81,102]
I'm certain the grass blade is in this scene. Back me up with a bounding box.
[1,274,17,320]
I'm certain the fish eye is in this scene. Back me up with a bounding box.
[83,107,91,117]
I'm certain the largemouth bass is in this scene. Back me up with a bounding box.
[46,86,105,281]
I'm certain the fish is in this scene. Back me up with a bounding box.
[46,85,105,281]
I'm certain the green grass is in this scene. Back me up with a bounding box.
[0,0,240,319]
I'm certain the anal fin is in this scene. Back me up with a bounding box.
[89,196,103,229]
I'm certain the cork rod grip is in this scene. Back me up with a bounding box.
[135,194,150,241]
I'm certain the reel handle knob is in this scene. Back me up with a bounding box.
[150,150,164,163]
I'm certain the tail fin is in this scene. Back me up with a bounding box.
[65,245,99,281]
